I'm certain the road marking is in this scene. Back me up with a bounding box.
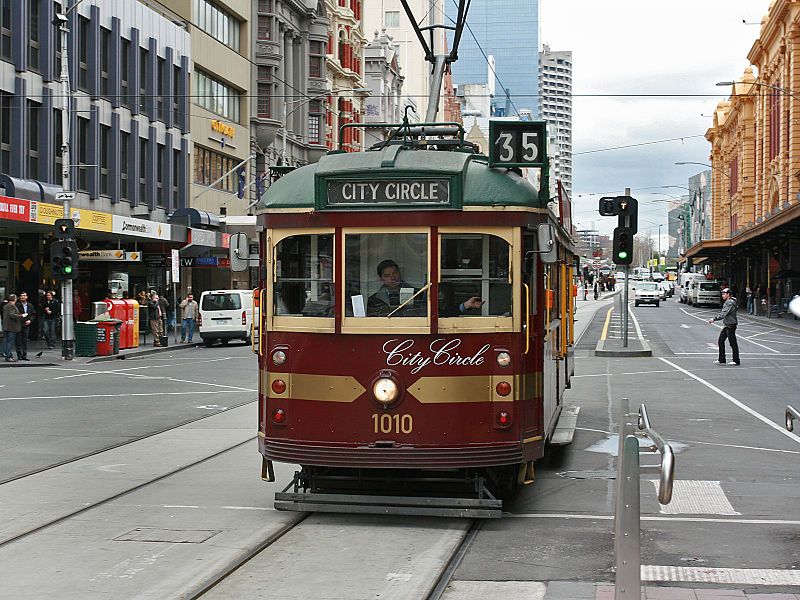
[572,366,775,378]
[96,464,127,473]
[641,565,800,586]
[504,512,800,525]
[600,307,613,340]
[679,307,781,353]
[221,506,273,511]
[0,390,243,401]
[441,582,546,599]
[163,505,200,509]
[658,357,800,445]
[650,480,738,515]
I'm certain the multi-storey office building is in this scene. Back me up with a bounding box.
[445,0,540,118]
[0,0,190,306]
[539,44,572,197]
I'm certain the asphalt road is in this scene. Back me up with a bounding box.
[0,343,257,482]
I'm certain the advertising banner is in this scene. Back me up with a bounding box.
[0,196,31,222]
[30,202,113,232]
[78,250,142,262]
[112,215,172,240]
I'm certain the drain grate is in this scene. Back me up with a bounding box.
[557,470,616,480]
[114,527,221,544]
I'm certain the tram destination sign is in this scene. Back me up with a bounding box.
[488,120,547,169]
[325,178,451,207]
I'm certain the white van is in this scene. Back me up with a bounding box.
[689,280,723,307]
[678,273,706,303]
[197,289,253,347]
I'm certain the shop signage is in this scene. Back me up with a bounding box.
[188,228,216,247]
[171,249,180,283]
[326,179,450,206]
[211,120,235,138]
[31,202,113,232]
[112,215,172,240]
[0,196,31,222]
[145,255,168,267]
[78,250,142,262]
[195,256,218,267]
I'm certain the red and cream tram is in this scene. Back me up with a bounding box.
[230,121,577,517]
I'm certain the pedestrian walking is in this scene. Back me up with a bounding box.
[746,284,754,315]
[148,292,164,346]
[708,287,740,366]
[14,291,35,361]
[179,293,199,343]
[2,294,24,362]
[41,290,61,349]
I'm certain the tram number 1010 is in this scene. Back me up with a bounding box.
[372,413,413,434]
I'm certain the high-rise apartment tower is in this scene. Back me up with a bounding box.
[539,44,573,197]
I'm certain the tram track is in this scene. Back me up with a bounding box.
[425,518,484,600]
[0,434,257,549]
[0,398,256,486]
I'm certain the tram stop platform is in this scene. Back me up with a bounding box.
[594,336,652,357]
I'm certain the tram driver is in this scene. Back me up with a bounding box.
[367,259,483,317]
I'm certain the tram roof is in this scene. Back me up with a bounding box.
[257,148,541,212]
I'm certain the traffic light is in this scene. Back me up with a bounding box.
[598,197,619,216]
[613,226,634,265]
[598,195,638,233]
[50,240,79,280]
[54,218,75,240]
[236,166,246,199]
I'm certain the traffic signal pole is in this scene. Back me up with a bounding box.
[57,15,74,360]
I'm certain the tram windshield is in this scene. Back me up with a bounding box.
[274,233,334,317]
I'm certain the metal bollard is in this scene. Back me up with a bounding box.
[614,399,675,600]
[787,405,800,432]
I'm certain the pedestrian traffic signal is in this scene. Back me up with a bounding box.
[598,195,638,233]
[54,218,75,240]
[613,226,634,265]
[50,240,79,280]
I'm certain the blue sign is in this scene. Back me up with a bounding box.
[195,256,218,266]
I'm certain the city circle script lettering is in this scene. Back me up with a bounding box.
[327,179,449,205]
[382,338,490,374]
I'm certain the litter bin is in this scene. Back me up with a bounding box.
[95,320,119,356]
[75,321,99,357]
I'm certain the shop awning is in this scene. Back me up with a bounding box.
[168,208,221,228]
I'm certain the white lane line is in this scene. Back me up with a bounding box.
[573,366,775,378]
[221,506,274,511]
[641,565,800,586]
[441,582,546,599]
[657,357,800,445]
[747,337,800,346]
[504,512,800,526]
[650,480,738,515]
[679,307,780,353]
[1,390,243,401]
[672,352,800,358]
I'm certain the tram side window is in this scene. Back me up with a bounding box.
[345,233,428,317]
[273,234,334,317]
[440,234,511,317]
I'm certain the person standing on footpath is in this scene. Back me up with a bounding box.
[179,293,199,343]
[14,292,35,361]
[2,294,24,362]
[708,287,740,366]
[148,292,164,346]
[41,290,61,349]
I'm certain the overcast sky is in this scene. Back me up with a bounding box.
[539,0,767,239]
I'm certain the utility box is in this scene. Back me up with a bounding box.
[104,299,139,349]
[75,322,98,357]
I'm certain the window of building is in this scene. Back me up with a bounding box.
[28,0,40,72]
[53,108,62,183]
[173,149,180,207]
[121,39,130,108]
[156,144,164,206]
[0,0,11,60]
[78,17,89,91]
[309,41,324,78]
[157,57,165,121]
[27,101,39,179]
[139,47,148,112]
[77,118,88,191]
[195,70,240,122]
[100,28,110,97]
[193,0,240,52]
[258,0,273,12]
[257,15,270,41]
[257,66,272,118]
[384,11,399,28]
[139,138,147,202]
[308,100,322,144]
[194,145,236,192]
[769,88,781,161]
[99,125,110,195]
[120,131,129,201]
[172,65,180,118]
[273,234,334,318]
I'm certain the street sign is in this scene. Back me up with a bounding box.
[171,249,180,283]
[56,192,76,202]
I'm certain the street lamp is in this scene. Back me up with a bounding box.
[281,87,371,164]
[716,80,800,102]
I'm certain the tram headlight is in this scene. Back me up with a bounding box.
[373,377,399,405]
[496,352,511,367]
[272,350,286,365]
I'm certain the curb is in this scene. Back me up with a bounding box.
[0,361,59,368]
[87,341,203,363]
[594,338,653,357]
[738,314,800,335]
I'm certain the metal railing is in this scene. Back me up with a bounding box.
[787,405,800,432]
[614,398,675,599]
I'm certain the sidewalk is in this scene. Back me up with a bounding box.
[739,310,800,334]
[0,330,201,367]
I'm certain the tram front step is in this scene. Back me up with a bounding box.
[550,405,580,446]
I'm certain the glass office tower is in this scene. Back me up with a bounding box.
[446,0,540,118]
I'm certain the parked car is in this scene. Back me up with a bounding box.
[198,289,253,347]
[678,272,706,303]
[689,281,723,308]
[633,281,660,307]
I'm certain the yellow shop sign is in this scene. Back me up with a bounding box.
[30,202,113,232]
[211,120,235,138]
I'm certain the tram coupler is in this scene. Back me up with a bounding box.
[261,458,275,482]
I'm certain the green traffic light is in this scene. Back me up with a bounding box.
[64,266,73,274]
[618,251,628,259]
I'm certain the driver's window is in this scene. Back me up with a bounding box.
[439,234,511,317]
[273,233,334,317]
[345,233,428,317]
